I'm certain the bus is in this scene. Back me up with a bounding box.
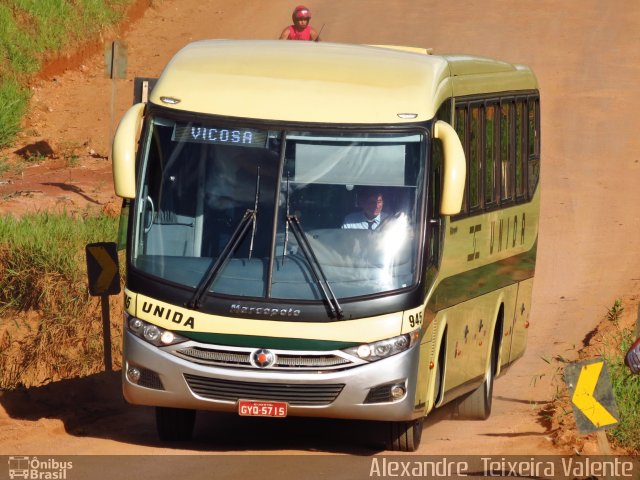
[112,40,540,451]
[8,457,29,479]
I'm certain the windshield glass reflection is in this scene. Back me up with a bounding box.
[132,116,426,302]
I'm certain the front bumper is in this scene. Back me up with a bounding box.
[122,330,423,422]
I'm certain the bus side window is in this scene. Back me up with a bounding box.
[527,96,541,196]
[469,104,482,211]
[499,101,513,202]
[515,98,527,200]
[484,103,498,207]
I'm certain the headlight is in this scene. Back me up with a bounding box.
[126,316,188,347]
[129,318,144,334]
[143,325,161,343]
[343,331,419,362]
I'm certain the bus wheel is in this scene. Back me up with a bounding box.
[385,417,424,452]
[156,407,196,441]
[455,340,497,420]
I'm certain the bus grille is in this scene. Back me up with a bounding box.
[183,373,344,405]
[174,346,353,371]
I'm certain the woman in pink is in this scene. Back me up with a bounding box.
[279,5,319,41]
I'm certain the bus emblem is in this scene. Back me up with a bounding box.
[251,349,276,368]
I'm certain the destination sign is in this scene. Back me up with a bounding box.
[172,124,268,148]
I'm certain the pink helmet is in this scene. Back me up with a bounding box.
[292,5,311,20]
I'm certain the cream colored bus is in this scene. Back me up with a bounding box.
[112,40,540,451]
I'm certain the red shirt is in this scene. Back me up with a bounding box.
[287,25,313,41]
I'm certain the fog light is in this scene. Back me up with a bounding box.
[390,384,406,399]
[127,366,141,384]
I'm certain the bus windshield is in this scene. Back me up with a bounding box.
[132,113,426,302]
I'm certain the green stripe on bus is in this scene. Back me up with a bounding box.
[432,239,537,310]
[176,331,359,351]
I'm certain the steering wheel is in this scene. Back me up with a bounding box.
[376,211,403,232]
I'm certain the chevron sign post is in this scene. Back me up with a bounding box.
[86,242,121,371]
[565,358,620,455]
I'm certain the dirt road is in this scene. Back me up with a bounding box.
[1,0,639,459]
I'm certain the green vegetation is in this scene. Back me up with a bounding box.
[599,307,640,451]
[0,0,135,147]
[543,299,640,453]
[0,0,134,390]
[0,77,29,147]
[0,212,121,389]
[607,298,624,324]
[0,211,118,309]
[0,155,12,175]
[565,300,639,452]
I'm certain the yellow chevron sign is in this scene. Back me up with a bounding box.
[565,359,619,433]
[86,242,120,296]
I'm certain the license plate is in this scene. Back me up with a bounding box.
[238,399,288,417]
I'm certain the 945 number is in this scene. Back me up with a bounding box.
[408,311,423,328]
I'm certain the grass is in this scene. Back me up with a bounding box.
[0,211,122,389]
[598,311,640,451]
[0,77,30,147]
[59,141,83,167]
[0,155,13,175]
[0,211,120,310]
[607,298,624,323]
[0,0,135,147]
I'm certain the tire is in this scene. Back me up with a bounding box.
[155,407,196,441]
[455,340,498,420]
[385,417,424,452]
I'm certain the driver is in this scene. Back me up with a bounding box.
[342,188,387,230]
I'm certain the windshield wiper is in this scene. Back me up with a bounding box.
[281,171,291,267]
[187,209,255,309]
[248,166,260,259]
[286,215,343,319]
[187,167,261,310]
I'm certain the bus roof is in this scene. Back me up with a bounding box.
[149,40,538,124]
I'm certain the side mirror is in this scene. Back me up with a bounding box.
[112,103,145,198]
[625,337,640,374]
[433,120,466,215]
